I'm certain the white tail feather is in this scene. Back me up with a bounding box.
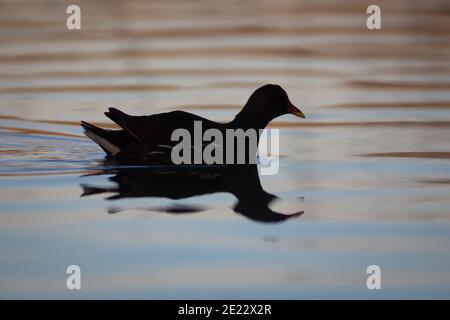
[84,129,120,154]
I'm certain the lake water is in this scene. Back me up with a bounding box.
[1,0,450,299]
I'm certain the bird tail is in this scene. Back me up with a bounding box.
[104,107,148,142]
[81,121,120,155]
[104,108,134,133]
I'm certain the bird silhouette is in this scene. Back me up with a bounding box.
[81,84,304,162]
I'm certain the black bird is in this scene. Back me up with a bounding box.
[81,84,305,163]
[80,163,304,223]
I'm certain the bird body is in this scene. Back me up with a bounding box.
[81,84,304,163]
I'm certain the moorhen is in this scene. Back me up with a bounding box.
[81,84,305,163]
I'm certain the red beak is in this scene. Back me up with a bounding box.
[287,100,305,118]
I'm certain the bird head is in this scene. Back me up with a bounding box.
[248,84,305,120]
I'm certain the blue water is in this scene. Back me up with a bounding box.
[1,0,450,299]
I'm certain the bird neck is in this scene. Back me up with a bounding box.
[229,103,271,130]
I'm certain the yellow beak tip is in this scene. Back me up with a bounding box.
[293,111,305,119]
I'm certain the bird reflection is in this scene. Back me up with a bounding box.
[80,161,304,223]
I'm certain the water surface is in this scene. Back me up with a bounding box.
[1,0,450,299]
